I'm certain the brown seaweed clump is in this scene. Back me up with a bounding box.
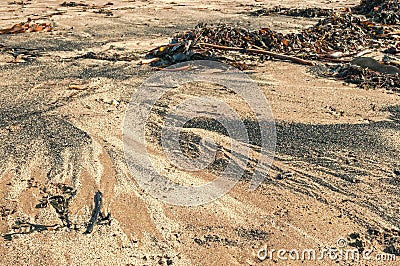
[355,0,400,24]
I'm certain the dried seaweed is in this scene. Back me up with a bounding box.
[93,8,113,16]
[147,12,392,65]
[2,183,74,240]
[355,0,400,24]
[61,1,88,7]
[251,1,400,24]
[84,191,102,234]
[146,1,400,90]
[3,186,111,240]
[36,184,76,228]
[0,206,15,218]
[3,222,60,241]
[76,51,138,62]
[315,63,400,91]
[250,7,335,18]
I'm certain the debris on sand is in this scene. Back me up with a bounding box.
[84,191,103,234]
[249,6,335,18]
[2,186,111,240]
[8,1,31,5]
[367,228,400,256]
[355,0,400,24]
[2,184,76,240]
[250,1,400,24]
[60,1,114,16]
[0,206,15,218]
[145,1,400,90]
[0,18,53,34]
[35,184,76,228]
[61,1,89,7]
[146,13,393,65]
[94,8,113,16]
[0,45,41,63]
[76,51,138,62]
[384,43,400,54]
[314,62,400,91]
[351,57,400,74]
[335,64,400,91]
[3,222,60,241]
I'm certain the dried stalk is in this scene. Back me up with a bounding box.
[198,43,315,66]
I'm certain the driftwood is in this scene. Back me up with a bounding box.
[84,191,102,234]
[198,43,316,66]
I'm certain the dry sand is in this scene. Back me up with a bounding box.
[0,0,399,265]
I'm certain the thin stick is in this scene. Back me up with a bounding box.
[154,65,191,71]
[198,43,315,66]
[319,57,351,63]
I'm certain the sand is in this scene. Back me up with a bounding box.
[0,0,399,265]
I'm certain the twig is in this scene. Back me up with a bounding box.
[154,65,191,71]
[198,43,315,66]
[319,57,351,63]
[147,43,181,54]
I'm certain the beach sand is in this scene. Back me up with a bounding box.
[0,0,399,265]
